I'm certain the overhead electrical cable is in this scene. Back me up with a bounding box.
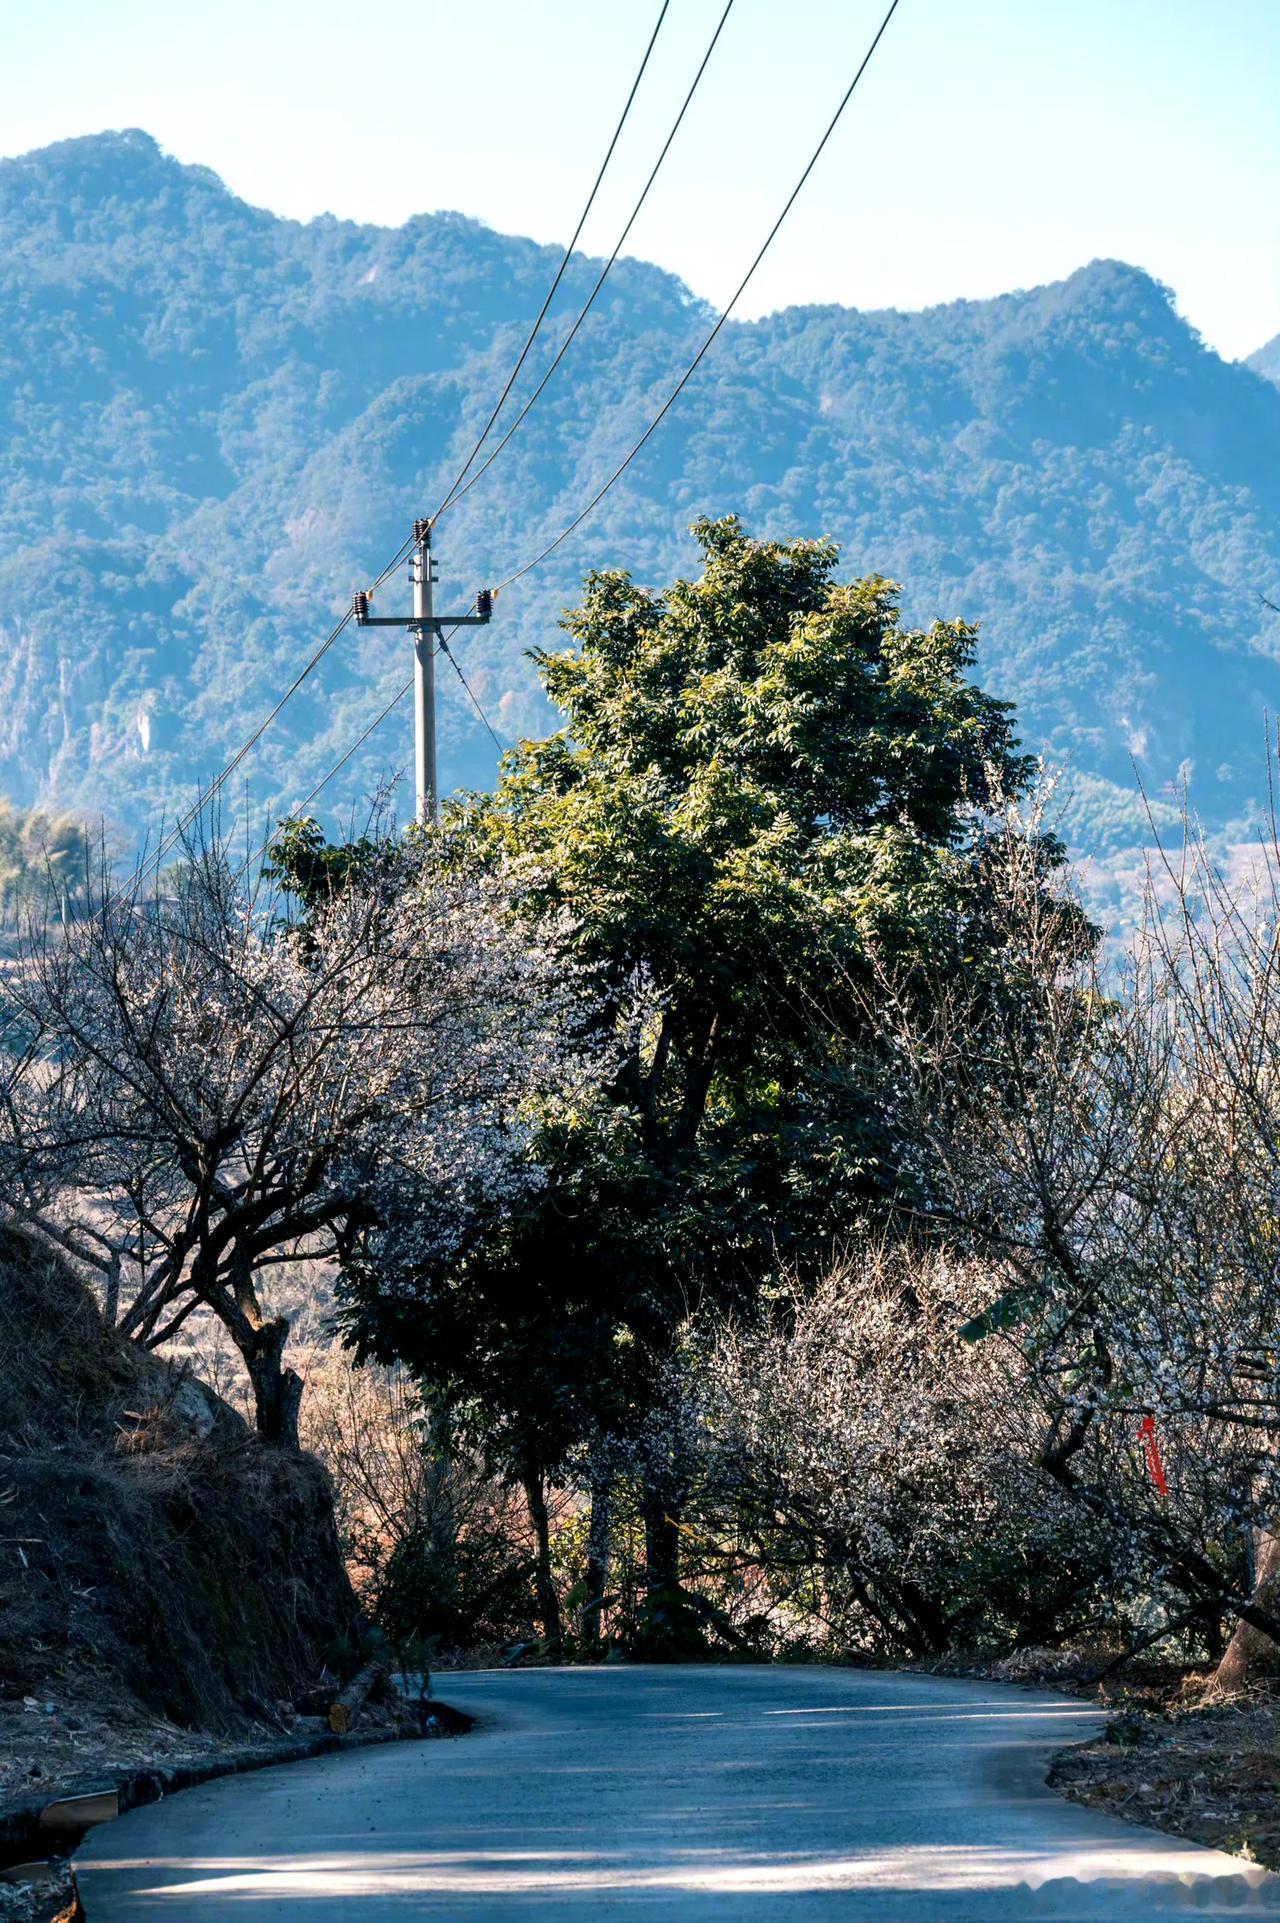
[126,0,898,900]
[117,8,673,901]
[125,536,425,897]
[242,601,495,880]
[243,666,420,882]
[251,674,414,876]
[433,0,735,523]
[438,635,507,752]
[492,0,904,594]
[432,0,672,518]
[121,605,356,899]
[230,0,896,867]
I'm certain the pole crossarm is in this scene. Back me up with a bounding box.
[353,612,492,628]
[349,530,495,824]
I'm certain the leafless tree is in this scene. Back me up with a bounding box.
[1,831,584,1448]
[865,785,1280,1678]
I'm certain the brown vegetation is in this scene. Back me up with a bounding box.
[0,1230,359,1739]
[1050,1685,1280,1870]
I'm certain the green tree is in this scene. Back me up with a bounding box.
[332,516,1043,1644]
[0,799,92,927]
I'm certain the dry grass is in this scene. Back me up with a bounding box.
[0,1867,75,1923]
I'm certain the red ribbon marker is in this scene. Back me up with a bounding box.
[1139,1415,1169,1497]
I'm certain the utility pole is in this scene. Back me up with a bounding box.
[412,519,436,829]
[353,520,493,824]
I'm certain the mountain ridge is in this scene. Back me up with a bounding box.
[1,129,1279,855]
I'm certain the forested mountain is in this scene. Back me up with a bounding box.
[2,127,1279,853]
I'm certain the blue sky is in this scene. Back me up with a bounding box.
[2,0,1277,359]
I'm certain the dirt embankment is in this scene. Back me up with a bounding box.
[1,1230,361,1736]
[0,1228,379,1913]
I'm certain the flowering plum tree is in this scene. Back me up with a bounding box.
[704,1245,1123,1656]
[866,793,1280,1678]
[4,834,581,1447]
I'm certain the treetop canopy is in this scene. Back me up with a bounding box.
[458,516,1033,1012]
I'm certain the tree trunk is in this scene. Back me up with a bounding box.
[328,1659,388,1734]
[103,1251,121,1328]
[421,1407,458,1593]
[642,1488,681,1596]
[1215,1527,1280,1692]
[522,1466,562,1655]
[242,1317,303,1450]
[581,1459,614,1655]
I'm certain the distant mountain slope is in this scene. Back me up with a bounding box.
[2,129,1279,852]
[1247,331,1280,388]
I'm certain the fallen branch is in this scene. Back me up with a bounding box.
[1086,1604,1206,1683]
[328,1661,386,1735]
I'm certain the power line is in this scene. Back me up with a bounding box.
[118,4,669,899]
[123,605,355,897]
[243,602,498,879]
[257,672,415,865]
[240,673,415,883]
[434,0,735,525]
[126,539,422,896]
[282,0,896,835]
[433,1,672,519]
[438,633,507,753]
[129,0,901,896]
[492,0,904,595]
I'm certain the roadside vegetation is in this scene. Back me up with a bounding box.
[3,517,1279,1866]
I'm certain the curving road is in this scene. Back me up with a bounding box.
[75,1666,1273,1919]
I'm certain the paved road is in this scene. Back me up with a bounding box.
[76,1666,1274,1919]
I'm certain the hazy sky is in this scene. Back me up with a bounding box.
[2,0,1277,360]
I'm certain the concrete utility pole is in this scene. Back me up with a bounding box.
[412,520,437,827]
[353,521,493,824]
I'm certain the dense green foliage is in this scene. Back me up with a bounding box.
[448,510,1036,1267]
[0,798,91,925]
[2,131,1279,861]
[322,520,1065,1651]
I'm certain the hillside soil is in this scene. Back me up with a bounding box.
[1048,1685,1280,1870]
[0,1228,419,1919]
[0,1232,362,1727]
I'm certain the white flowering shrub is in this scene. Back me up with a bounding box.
[703,1245,1125,1657]
[4,834,587,1446]
[864,793,1280,1679]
